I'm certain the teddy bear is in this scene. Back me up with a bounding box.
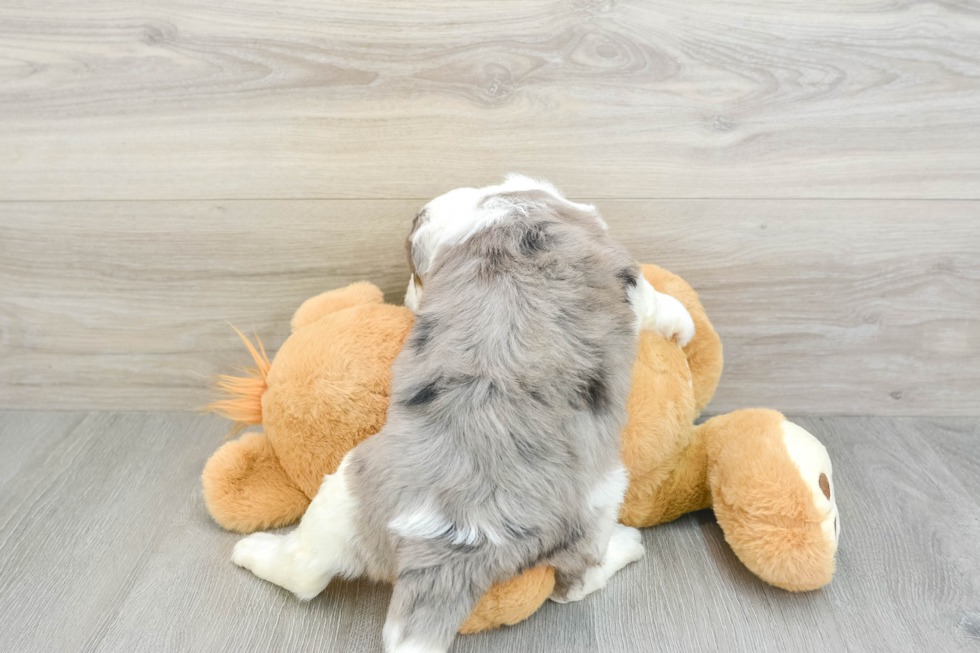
[202,264,840,633]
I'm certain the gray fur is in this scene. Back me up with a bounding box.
[346,190,640,651]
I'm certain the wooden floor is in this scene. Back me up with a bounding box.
[0,410,977,652]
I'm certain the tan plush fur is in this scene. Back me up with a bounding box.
[456,566,556,634]
[201,431,310,533]
[702,409,836,591]
[203,265,837,632]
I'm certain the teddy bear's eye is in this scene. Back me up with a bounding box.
[819,473,831,500]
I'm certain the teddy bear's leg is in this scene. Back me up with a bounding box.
[202,431,311,533]
[458,565,555,633]
[232,455,362,600]
[289,281,384,332]
[700,409,840,591]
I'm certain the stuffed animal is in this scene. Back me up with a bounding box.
[202,265,840,632]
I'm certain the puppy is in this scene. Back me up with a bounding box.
[233,175,695,653]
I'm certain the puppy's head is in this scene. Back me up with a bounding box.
[404,175,604,310]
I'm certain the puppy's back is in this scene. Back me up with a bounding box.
[352,197,638,572]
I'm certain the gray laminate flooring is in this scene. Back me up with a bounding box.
[0,412,977,652]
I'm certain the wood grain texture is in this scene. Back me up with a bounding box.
[803,415,980,653]
[0,412,220,652]
[0,412,977,652]
[2,199,977,414]
[1,1,979,200]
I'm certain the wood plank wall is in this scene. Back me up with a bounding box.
[1,1,978,413]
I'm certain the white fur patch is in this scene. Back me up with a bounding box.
[551,523,644,603]
[232,455,362,600]
[781,421,840,548]
[410,187,496,275]
[404,274,422,312]
[629,276,696,347]
[389,504,456,541]
[382,620,407,653]
[383,620,444,653]
[410,174,606,276]
[389,505,503,546]
[388,639,444,653]
[600,523,645,575]
[498,173,602,224]
[589,465,629,509]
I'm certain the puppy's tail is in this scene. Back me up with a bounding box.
[384,558,493,652]
[205,325,270,438]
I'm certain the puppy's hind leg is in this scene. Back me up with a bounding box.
[232,457,362,600]
[550,524,644,604]
[383,554,491,653]
[551,468,645,604]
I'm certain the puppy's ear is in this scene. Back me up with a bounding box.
[406,208,431,281]
[404,210,426,310]
[552,201,608,233]
[404,273,423,311]
[405,235,419,282]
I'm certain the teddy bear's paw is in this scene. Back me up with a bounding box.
[782,421,840,549]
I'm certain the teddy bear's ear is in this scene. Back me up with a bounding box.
[290,282,384,332]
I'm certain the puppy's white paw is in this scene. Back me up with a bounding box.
[232,532,329,600]
[388,640,445,653]
[605,523,645,570]
[631,277,695,347]
[383,619,446,653]
[553,584,588,604]
[550,524,645,604]
[232,532,282,571]
[654,293,696,348]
